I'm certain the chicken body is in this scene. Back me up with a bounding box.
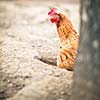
[56,13,79,70]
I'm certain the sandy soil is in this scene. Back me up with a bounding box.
[0,1,80,100]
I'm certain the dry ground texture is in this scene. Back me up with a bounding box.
[0,0,80,100]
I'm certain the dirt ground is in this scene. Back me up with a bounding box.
[0,0,80,100]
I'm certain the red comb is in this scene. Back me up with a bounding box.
[48,7,57,16]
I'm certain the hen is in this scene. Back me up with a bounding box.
[48,8,79,71]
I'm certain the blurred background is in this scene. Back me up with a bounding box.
[1,0,100,100]
[0,0,80,100]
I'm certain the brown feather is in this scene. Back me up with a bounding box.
[56,13,79,71]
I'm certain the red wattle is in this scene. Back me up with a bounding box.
[50,18,57,23]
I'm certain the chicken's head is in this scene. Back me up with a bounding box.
[48,7,60,23]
